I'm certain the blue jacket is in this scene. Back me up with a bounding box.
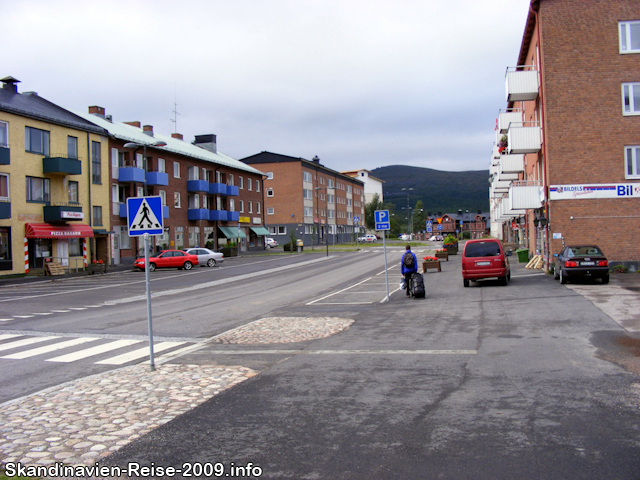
[401,251,418,274]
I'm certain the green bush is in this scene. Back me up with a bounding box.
[443,234,457,245]
[612,264,628,273]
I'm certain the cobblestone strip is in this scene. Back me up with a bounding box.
[212,317,355,344]
[0,364,256,467]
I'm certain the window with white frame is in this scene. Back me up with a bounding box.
[256,180,260,192]
[188,166,199,180]
[203,195,210,210]
[188,194,199,209]
[239,200,244,212]
[266,172,273,180]
[303,189,313,199]
[327,179,334,188]
[327,194,335,204]
[174,161,180,178]
[304,206,313,217]
[158,158,165,173]
[238,176,243,189]
[248,201,253,213]
[227,174,234,186]
[174,192,181,208]
[626,146,640,178]
[0,121,7,147]
[248,178,252,191]
[620,21,640,53]
[0,173,9,200]
[257,202,261,214]
[278,226,286,234]
[229,198,235,211]
[267,188,274,197]
[159,190,166,206]
[268,226,277,234]
[267,207,274,215]
[328,209,335,219]
[303,171,312,182]
[622,83,640,115]
[137,186,144,197]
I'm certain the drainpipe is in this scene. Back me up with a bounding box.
[86,132,93,263]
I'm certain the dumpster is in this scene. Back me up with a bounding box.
[515,248,529,263]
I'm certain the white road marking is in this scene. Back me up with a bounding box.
[0,337,57,353]
[68,307,87,311]
[1,337,99,359]
[51,310,71,313]
[0,334,20,341]
[95,341,186,365]
[205,349,477,355]
[12,315,34,319]
[47,339,142,363]
[306,277,372,305]
[32,312,53,316]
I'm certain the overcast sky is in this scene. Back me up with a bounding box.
[3,0,531,173]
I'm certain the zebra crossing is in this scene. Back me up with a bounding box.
[0,333,193,365]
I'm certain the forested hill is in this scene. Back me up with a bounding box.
[371,165,490,214]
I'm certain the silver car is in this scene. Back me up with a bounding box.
[183,248,224,267]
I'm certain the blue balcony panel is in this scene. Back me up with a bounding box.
[188,208,209,221]
[226,185,239,197]
[43,157,81,175]
[119,203,127,218]
[163,205,169,219]
[227,211,240,222]
[118,167,146,183]
[209,210,228,222]
[187,180,209,192]
[146,171,169,186]
[0,201,10,219]
[0,146,9,165]
[209,183,227,195]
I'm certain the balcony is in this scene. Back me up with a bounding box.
[188,208,209,221]
[508,180,543,210]
[227,211,239,222]
[209,183,227,195]
[43,156,81,175]
[499,154,525,173]
[163,206,169,219]
[226,185,239,196]
[146,171,169,186]
[187,180,209,193]
[0,200,10,219]
[505,66,539,102]
[497,170,518,183]
[0,146,9,165]
[119,203,127,218]
[209,210,229,221]
[498,109,524,133]
[43,204,84,222]
[118,167,145,183]
[507,122,542,154]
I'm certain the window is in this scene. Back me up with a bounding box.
[137,186,144,197]
[175,226,184,250]
[174,192,181,208]
[238,176,243,189]
[303,189,313,199]
[159,190,166,206]
[303,171,312,182]
[68,180,78,203]
[248,178,252,191]
[622,83,640,115]
[158,158,165,173]
[257,202,261,214]
[327,179,334,188]
[304,206,313,217]
[174,161,180,178]
[92,206,103,226]
[26,176,50,202]
[267,207,274,215]
[188,194,199,209]
[227,174,234,186]
[69,238,81,257]
[267,188,274,197]
[202,195,210,210]
[188,166,199,180]
[0,121,7,147]
[620,21,640,53]
[67,136,78,159]
[248,201,253,213]
[91,141,101,184]
[328,194,335,204]
[25,127,50,155]
[266,172,273,180]
[347,185,352,193]
[256,180,260,192]
[328,209,335,219]
[278,226,286,234]
[229,199,235,211]
[0,174,9,200]
[268,226,276,234]
[626,146,640,178]
[239,200,244,213]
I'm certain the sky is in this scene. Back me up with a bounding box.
[3,0,531,173]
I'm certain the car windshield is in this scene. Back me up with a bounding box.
[465,242,501,257]
[567,246,603,257]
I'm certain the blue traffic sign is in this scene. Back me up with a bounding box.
[374,210,390,231]
[437,224,443,231]
[127,196,164,236]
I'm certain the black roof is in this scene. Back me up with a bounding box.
[0,86,106,135]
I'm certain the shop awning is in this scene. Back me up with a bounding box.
[249,226,270,236]
[218,226,246,239]
[25,223,95,239]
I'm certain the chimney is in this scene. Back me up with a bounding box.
[88,106,105,118]
[143,125,154,137]
[194,134,217,153]
[105,115,112,122]
[172,133,183,140]
[312,156,320,164]
[1,76,20,93]
[124,121,141,128]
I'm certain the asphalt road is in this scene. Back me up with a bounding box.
[97,250,640,480]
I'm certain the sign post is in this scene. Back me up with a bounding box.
[374,210,391,302]
[127,196,164,371]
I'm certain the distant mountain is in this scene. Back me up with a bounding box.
[371,165,490,215]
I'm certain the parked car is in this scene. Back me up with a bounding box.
[265,237,279,248]
[134,250,199,272]
[554,245,609,284]
[428,235,444,241]
[357,234,377,243]
[462,239,510,287]
[184,248,224,267]
[399,234,410,241]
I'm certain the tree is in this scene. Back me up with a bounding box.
[364,194,385,230]
[412,200,426,234]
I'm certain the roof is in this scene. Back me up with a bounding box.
[241,151,364,185]
[0,88,107,135]
[428,212,490,222]
[73,111,265,177]
[341,169,386,183]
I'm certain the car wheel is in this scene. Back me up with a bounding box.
[554,268,559,280]
[148,263,156,272]
[500,275,508,286]
[463,279,469,287]
[559,269,567,284]
[207,258,216,267]
[602,274,609,284]
[266,244,271,249]
[184,261,193,270]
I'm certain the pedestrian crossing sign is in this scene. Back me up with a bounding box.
[127,196,164,236]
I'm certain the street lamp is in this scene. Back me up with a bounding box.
[314,186,329,256]
[402,187,414,236]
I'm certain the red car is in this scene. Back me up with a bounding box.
[462,239,510,287]
[133,250,199,272]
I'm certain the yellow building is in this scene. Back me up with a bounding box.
[0,76,110,275]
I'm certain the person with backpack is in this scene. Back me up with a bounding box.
[401,244,418,297]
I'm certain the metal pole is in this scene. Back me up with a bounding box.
[383,230,389,302]
[144,233,155,371]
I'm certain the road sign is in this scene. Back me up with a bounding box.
[374,210,390,231]
[127,196,164,236]
[427,227,432,233]
[437,224,443,231]
[354,216,360,224]
[426,220,433,227]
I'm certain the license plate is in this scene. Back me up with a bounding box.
[476,261,491,266]
[581,261,595,266]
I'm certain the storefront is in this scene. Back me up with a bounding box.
[25,223,94,270]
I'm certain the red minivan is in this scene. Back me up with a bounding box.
[462,239,510,287]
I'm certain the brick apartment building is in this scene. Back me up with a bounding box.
[240,152,365,246]
[75,107,266,264]
[490,0,640,269]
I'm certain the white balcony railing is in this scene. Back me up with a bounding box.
[505,66,539,102]
[500,154,525,173]
[508,180,543,210]
[498,109,524,133]
[507,122,542,154]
